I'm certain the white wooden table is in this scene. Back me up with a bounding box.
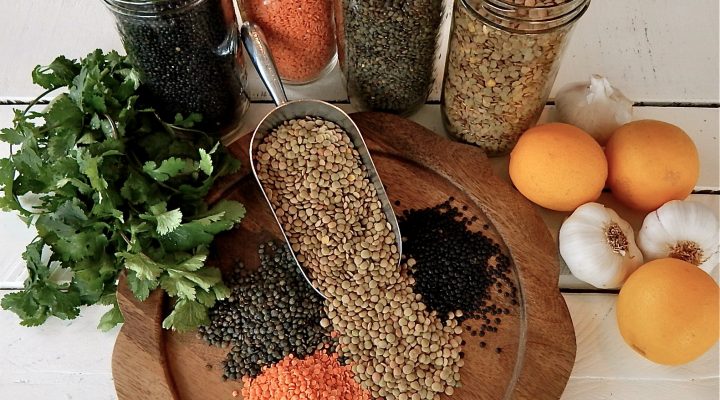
[0,0,718,399]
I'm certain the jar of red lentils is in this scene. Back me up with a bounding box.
[241,0,337,85]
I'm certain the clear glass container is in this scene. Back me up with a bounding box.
[241,0,337,85]
[441,0,591,156]
[102,0,250,133]
[335,0,445,116]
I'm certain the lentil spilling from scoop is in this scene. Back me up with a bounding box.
[255,117,464,399]
[198,241,332,379]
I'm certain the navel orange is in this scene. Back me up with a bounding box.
[616,258,719,365]
[509,123,608,211]
[605,120,699,211]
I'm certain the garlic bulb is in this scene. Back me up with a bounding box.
[555,75,633,145]
[559,202,644,288]
[638,200,719,274]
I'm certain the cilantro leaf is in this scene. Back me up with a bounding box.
[198,148,213,176]
[142,157,193,182]
[0,50,245,332]
[98,304,124,332]
[173,113,203,128]
[31,55,80,90]
[161,299,209,332]
[126,269,158,302]
[120,252,163,282]
[45,94,83,134]
[155,208,183,235]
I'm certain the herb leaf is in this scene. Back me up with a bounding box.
[0,50,244,332]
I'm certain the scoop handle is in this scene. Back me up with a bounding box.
[240,21,288,106]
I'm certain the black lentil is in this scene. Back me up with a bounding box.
[198,241,332,380]
[110,0,248,129]
[337,0,445,115]
[398,199,519,349]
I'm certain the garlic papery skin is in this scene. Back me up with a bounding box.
[555,74,633,145]
[559,202,644,289]
[638,200,719,274]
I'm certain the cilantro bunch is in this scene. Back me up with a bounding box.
[0,50,245,332]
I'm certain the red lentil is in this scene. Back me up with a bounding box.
[241,350,371,400]
[243,0,336,83]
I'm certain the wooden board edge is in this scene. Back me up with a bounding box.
[113,274,178,400]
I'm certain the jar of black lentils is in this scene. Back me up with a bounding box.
[441,0,590,156]
[334,0,445,115]
[102,0,250,133]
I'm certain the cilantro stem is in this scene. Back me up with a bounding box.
[103,113,119,139]
[23,87,61,115]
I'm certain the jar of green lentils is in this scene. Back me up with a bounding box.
[335,0,445,115]
[441,0,590,156]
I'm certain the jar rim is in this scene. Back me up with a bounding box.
[102,0,207,17]
[459,0,591,33]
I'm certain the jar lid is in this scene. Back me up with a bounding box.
[462,0,591,33]
[103,0,206,17]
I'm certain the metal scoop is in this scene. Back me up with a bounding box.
[240,21,403,300]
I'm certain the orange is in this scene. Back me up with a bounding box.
[509,123,607,211]
[605,120,699,211]
[616,258,719,365]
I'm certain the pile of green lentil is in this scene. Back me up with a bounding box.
[255,116,464,399]
[198,241,332,380]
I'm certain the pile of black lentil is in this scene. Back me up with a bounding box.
[398,199,518,342]
[112,0,248,129]
[198,241,332,379]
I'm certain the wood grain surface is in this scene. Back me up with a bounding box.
[112,112,575,399]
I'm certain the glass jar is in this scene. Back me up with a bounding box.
[441,0,590,156]
[335,0,445,115]
[102,0,250,132]
[241,0,337,85]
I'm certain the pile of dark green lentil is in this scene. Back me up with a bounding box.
[337,0,445,115]
[398,199,518,349]
[198,241,332,379]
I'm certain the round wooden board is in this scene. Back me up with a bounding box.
[112,112,576,400]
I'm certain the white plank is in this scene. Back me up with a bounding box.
[562,378,720,400]
[566,293,719,380]
[0,0,718,103]
[0,292,716,399]
[0,297,118,400]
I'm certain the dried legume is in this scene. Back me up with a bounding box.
[336,0,445,115]
[255,117,464,399]
[441,0,577,155]
[241,350,372,400]
[399,200,518,347]
[243,0,336,83]
[109,0,249,129]
[198,241,332,379]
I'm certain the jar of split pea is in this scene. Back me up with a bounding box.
[241,0,337,85]
[441,0,591,156]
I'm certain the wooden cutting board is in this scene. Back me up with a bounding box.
[111,112,576,400]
